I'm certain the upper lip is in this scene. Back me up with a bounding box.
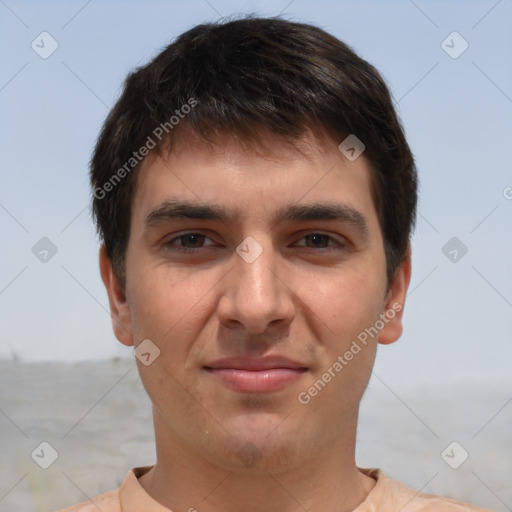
[204,356,308,371]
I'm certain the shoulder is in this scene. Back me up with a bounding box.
[360,468,494,511]
[55,488,120,512]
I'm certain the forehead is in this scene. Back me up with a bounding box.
[131,127,380,233]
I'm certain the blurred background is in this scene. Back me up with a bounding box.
[1,0,511,510]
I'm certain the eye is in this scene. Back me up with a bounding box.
[294,233,346,252]
[163,232,216,253]
[162,231,347,256]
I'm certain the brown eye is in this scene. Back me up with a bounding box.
[304,234,331,248]
[176,234,206,248]
[163,232,215,254]
[295,233,345,252]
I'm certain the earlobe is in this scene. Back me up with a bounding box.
[378,249,412,345]
[99,245,134,347]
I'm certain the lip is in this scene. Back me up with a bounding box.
[204,356,308,393]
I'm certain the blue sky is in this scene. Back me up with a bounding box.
[1,0,511,386]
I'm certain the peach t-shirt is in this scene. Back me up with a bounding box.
[58,466,494,511]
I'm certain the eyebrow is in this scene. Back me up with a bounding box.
[144,199,369,238]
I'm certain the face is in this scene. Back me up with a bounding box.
[100,128,410,473]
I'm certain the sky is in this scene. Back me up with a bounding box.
[0,0,511,386]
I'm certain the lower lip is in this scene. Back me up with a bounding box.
[205,368,307,393]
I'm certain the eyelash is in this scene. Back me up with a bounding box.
[163,232,347,254]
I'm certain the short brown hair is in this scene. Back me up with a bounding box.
[90,15,417,285]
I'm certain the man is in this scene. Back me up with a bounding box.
[59,16,493,512]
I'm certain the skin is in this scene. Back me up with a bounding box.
[100,127,411,512]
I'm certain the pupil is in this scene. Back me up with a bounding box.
[186,234,202,246]
[310,235,326,247]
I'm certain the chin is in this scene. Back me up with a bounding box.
[205,414,310,472]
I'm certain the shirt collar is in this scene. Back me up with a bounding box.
[120,466,172,512]
[119,465,384,511]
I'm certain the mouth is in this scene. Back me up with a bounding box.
[204,356,308,393]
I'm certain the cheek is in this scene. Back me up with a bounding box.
[308,268,386,334]
[128,272,208,407]
[302,274,383,413]
[127,266,215,355]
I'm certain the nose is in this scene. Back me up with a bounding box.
[217,235,296,334]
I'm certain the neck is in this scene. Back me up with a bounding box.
[138,409,376,512]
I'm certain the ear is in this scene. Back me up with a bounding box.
[99,245,134,347]
[378,248,412,345]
